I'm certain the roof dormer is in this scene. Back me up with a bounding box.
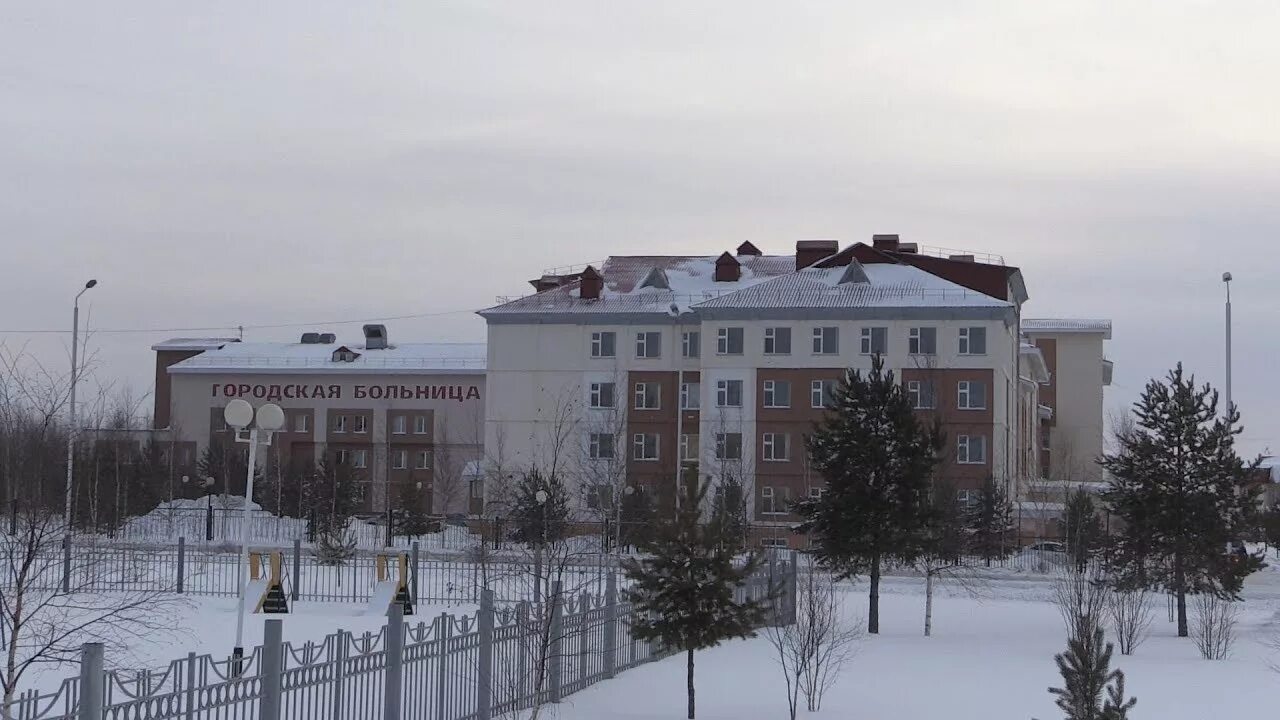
[714,252,741,282]
[735,241,762,257]
[638,267,670,290]
[332,346,361,363]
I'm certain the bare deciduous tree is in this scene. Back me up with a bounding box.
[1107,588,1154,656]
[1191,593,1238,660]
[764,568,860,717]
[1052,565,1111,641]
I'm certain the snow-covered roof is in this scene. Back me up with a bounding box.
[694,264,1010,310]
[1022,318,1112,339]
[168,341,486,375]
[151,338,240,352]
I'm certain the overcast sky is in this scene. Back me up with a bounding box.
[2,2,1276,454]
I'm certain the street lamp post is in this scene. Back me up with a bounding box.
[1222,272,1233,416]
[223,399,284,672]
[535,488,548,603]
[64,279,97,532]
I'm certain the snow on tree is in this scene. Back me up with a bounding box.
[966,475,1014,566]
[623,467,767,720]
[794,355,941,634]
[1045,626,1137,720]
[1100,363,1264,637]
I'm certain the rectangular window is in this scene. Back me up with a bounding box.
[716,327,744,355]
[335,449,350,465]
[680,382,701,410]
[680,434,698,461]
[762,433,790,462]
[715,432,743,460]
[682,331,701,358]
[392,450,407,470]
[763,327,792,355]
[589,382,616,409]
[957,380,987,410]
[762,380,791,408]
[812,326,839,354]
[761,486,788,514]
[415,450,431,470]
[715,379,743,407]
[332,415,347,434]
[589,432,615,460]
[907,380,936,409]
[414,415,428,434]
[355,416,368,434]
[352,449,368,469]
[1041,428,1052,451]
[591,331,616,358]
[810,379,837,408]
[760,537,789,549]
[908,327,937,355]
[294,414,310,433]
[959,327,987,355]
[635,331,661,358]
[957,488,979,510]
[634,381,661,410]
[860,327,887,354]
[391,415,406,435]
[633,433,659,461]
[957,435,987,464]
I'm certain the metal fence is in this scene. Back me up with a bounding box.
[6,556,796,720]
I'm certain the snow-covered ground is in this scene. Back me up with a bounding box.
[552,569,1280,719]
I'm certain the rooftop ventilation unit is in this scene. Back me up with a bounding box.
[319,333,336,344]
[638,267,670,290]
[300,332,321,344]
[363,324,388,350]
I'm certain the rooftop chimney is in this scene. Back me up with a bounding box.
[736,241,762,257]
[714,252,741,282]
[362,324,388,350]
[579,266,603,300]
[897,242,918,254]
[795,240,839,270]
[872,234,900,252]
[948,254,975,263]
[300,332,321,344]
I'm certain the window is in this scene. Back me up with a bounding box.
[810,379,837,408]
[392,450,408,470]
[335,449,350,465]
[812,327,839,354]
[352,449,368,469]
[957,435,986,464]
[586,484,613,511]
[680,434,698,461]
[907,380,936,409]
[763,327,792,355]
[680,382,700,410]
[716,327,744,355]
[633,433,659,461]
[1041,428,1052,451]
[959,327,987,355]
[909,327,937,355]
[760,537,789,549]
[415,450,431,470]
[715,379,743,407]
[591,331,616,358]
[715,433,743,460]
[634,382,661,410]
[414,415,428,434]
[957,380,987,410]
[860,327,887,354]
[635,331,661,358]
[589,382,616,409]
[760,486,787,514]
[957,488,979,509]
[213,413,228,432]
[294,414,310,433]
[762,380,791,408]
[391,415,406,434]
[589,433,615,460]
[807,486,826,500]
[332,415,347,433]
[682,331,701,358]
[354,415,368,434]
[762,433,790,462]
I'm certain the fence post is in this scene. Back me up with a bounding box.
[410,542,420,606]
[434,613,451,718]
[603,572,617,679]
[547,581,563,704]
[331,630,347,720]
[184,652,197,720]
[384,603,404,720]
[476,589,494,720]
[578,591,589,682]
[77,643,104,720]
[176,537,185,594]
[62,535,72,593]
[291,539,301,602]
[788,551,799,626]
[260,619,283,720]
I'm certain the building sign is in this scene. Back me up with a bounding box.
[212,382,482,403]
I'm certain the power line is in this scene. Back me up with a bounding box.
[0,306,481,335]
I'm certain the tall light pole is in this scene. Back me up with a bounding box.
[1223,272,1233,416]
[223,398,284,672]
[64,279,97,531]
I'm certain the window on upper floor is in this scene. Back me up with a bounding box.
[355,416,368,434]
[635,331,661,359]
[682,331,701,358]
[294,414,310,433]
[415,450,432,470]
[764,327,792,355]
[680,434,698,462]
[391,415,406,435]
[332,415,347,434]
[588,432,615,460]
[414,415,429,434]
[909,327,937,355]
[760,486,788,515]
[715,432,743,460]
[352,449,368,469]
[634,382,661,410]
[633,433,659,461]
[392,450,407,470]
[860,327,887,355]
[591,331,616,359]
[959,327,987,355]
[716,327,744,355]
[957,435,987,464]
[810,379,838,409]
[716,379,743,407]
[762,433,790,462]
[907,380,936,409]
[680,382,700,410]
[812,327,839,355]
[958,380,987,410]
[589,382,616,409]
[762,380,791,408]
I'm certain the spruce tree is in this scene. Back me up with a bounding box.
[623,468,766,720]
[1059,489,1104,572]
[1101,364,1263,637]
[967,476,1014,566]
[710,473,748,550]
[617,485,656,552]
[509,469,569,546]
[394,481,434,538]
[1046,627,1136,720]
[795,355,942,633]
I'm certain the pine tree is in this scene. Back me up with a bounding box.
[395,480,434,538]
[1101,364,1264,637]
[795,356,942,634]
[310,458,363,539]
[1059,489,1104,572]
[623,468,767,720]
[617,485,656,552]
[1046,627,1136,720]
[967,476,1014,566]
[710,473,748,551]
[509,469,569,546]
